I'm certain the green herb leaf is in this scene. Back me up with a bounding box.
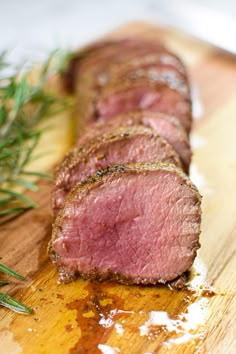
[0,207,31,217]
[0,189,38,208]
[0,292,32,314]
[13,75,30,111]
[0,280,9,286]
[0,106,7,125]
[12,178,38,191]
[22,171,53,179]
[0,263,25,280]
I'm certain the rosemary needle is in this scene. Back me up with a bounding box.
[0,263,25,280]
[0,263,32,314]
[0,292,32,314]
[0,280,9,286]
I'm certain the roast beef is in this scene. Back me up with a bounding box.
[63,38,191,131]
[51,36,201,287]
[77,111,191,172]
[52,126,181,215]
[50,163,201,285]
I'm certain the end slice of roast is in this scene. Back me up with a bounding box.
[77,110,191,172]
[52,126,182,215]
[63,38,179,93]
[50,162,201,285]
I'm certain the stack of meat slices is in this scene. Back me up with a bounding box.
[50,38,201,288]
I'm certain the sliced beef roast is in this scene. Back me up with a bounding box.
[77,111,191,172]
[52,36,200,287]
[63,38,191,131]
[52,126,181,215]
[50,163,201,285]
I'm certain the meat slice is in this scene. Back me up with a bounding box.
[62,38,190,129]
[52,126,181,215]
[96,82,191,133]
[77,111,191,172]
[108,53,188,85]
[107,64,189,97]
[50,163,201,285]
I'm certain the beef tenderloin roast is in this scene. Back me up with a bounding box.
[50,36,201,287]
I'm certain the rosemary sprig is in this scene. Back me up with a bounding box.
[0,50,71,313]
[0,263,32,314]
[0,50,71,218]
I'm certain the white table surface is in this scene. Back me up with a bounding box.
[0,0,235,63]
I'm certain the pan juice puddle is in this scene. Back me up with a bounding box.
[66,258,214,354]
[138,296,208,349]
[137,258,215,351]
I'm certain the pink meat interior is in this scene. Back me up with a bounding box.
[97,86,191,132]
[53,170,200,282]
[77,112,190,171]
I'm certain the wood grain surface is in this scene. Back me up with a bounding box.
[0,22,236,354]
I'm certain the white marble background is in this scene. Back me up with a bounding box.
[0,0,235,62]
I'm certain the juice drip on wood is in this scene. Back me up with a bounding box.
[66,259,215,354]
[67,282,125,354]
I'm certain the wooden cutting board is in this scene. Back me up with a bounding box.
[1,22,236,354]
